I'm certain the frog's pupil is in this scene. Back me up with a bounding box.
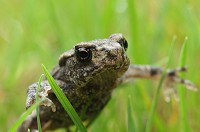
[79,50,89,59]
[75,47,92,62]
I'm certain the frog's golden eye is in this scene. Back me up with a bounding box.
[75,47,92,63]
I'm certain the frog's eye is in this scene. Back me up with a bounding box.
[118,38,128,51]
[109,34,128,51]
[75,47,92,63]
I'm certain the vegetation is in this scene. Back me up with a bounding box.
[0,0,200,131]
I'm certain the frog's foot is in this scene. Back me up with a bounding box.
[26,85,56,112]
[163,67,198,102]
[165,67,198,91]
[163,87,179,102]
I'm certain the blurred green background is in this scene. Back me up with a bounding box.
[0,0,200,131]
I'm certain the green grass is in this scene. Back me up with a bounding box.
[178,37,189,132]
[1,0,200,132]
[145,36,177,132]
[36,74,44,132]
[8,100,43,132]
[127,95,136,132]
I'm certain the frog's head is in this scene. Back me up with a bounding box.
[59,34,130,87]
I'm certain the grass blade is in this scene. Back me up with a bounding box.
[178,37,189,132]
[128,95,136,132]
[145,36,177,132]
[8,100,43,132]
[42,64,87,132]
[36,74,44,132]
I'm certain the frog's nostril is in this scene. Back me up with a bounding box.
[107,50,118,60]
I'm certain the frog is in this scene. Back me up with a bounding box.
[18,34,197,132]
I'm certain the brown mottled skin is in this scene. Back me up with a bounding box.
[18,34,197,132]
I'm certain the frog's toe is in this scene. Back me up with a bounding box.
[41,97,56,112]
[163,87,179,102]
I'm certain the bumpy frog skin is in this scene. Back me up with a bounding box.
[18,34,197,132]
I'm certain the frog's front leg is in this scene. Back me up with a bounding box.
[118,64,198,101]
[26,80,67,112]
[18,80,67,132]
